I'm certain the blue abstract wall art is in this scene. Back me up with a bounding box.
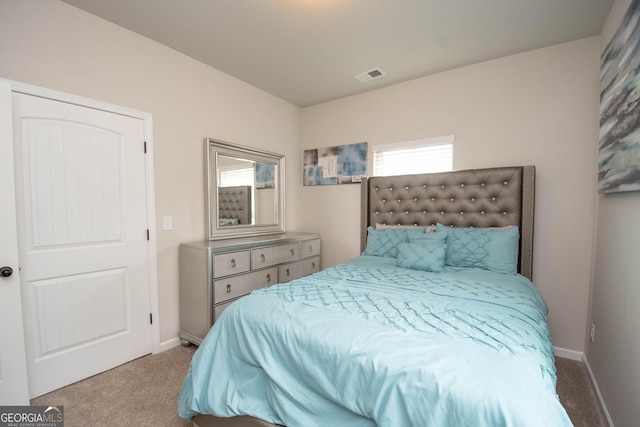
[303,142,367,186]
[600,0,640,193]
[256,162,276,189]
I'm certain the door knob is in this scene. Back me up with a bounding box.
[0,266,13,278]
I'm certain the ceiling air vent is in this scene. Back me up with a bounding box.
[354,68,386,83]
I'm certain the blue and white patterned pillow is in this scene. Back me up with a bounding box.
[436,223,519,274]
[396,236,447,272]
[363,226,426,258]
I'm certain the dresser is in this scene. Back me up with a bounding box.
[179,232,321,345]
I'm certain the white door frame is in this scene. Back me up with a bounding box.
[0,79,30,404]
[2,78,161,355]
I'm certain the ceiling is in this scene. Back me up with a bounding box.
[61,0,613,107]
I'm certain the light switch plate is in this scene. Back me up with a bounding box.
[162,216,173,231]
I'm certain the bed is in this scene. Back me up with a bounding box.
[178,165,573,427]
[218,185,251,226]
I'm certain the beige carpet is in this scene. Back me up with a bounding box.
[32,347,606,426]
[555,356,608,427]
[31,345,196,427]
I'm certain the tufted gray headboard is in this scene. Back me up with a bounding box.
[360,166,535,280]
[218,185,252,225]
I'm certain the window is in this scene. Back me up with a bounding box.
[372,135,454,177]
[219,164,254,187]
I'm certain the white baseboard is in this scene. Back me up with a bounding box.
[158,336,183,353]
[583,355,615,427]
[553,346,583,361]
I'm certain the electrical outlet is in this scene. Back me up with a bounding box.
[590,323,596,342]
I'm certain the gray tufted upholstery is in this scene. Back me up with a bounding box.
[218,185,251,225]
[360,166,535,280]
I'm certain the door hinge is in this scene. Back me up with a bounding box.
[144,141,147,153]
[146,229,150,240]
[149,313,153,324]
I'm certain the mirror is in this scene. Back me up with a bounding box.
[206,138,285,240]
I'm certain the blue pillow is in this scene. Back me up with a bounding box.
[436,223,519,274]
[363,226,426,258]
[396,237,447,272]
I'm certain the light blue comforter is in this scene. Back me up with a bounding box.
[178,256,572,426]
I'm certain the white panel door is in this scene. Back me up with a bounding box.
[0,82,30,404]
[12,93,152,398]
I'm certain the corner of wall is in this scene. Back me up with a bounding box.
[554,347,583,361]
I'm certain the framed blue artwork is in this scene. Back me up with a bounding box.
[303,142,367,185]
[303,142,367,186]
[600,0,640,193]
[255,162,275,189]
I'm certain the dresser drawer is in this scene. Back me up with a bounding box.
[278,262,302,283]
[214,267,277,303]
[251,243,300,269]
[213,251,250,278]
[300,239,321,259]
[213,299,234,323]
[302,255,320,276]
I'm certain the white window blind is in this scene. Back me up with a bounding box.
[372,135,454,177]
[219,165,254,187]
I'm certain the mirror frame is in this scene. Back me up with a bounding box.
[205,138,285,240]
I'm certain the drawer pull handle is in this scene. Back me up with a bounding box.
[308,245,313,253]
[290,248,295,256]
[260,253,265,262]
[266,273,271,282]
[230,258,236,268]
[226,284,231,293]
[312,262,316,269]
[285,268,290,276]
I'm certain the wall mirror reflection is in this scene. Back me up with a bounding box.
[206,138,285,240]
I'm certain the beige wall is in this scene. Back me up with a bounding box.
[587,0,640,425]
[0,0,302,344]
[0,0,610,367]
[300,37,601,353]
